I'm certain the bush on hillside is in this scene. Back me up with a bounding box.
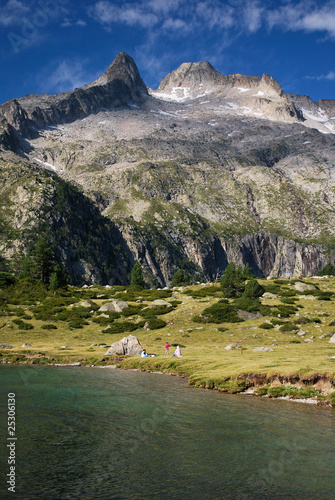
[193,302,242,324]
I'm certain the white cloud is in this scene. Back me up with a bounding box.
[266,1,335,37]
[61,18,87,28]
[39,60,99,94]
[162,18,188,31]
[89,0,335,40]
[0,0,30,26]
[91,1,159,28]
[306,71,335,81]
[243,1,263,33]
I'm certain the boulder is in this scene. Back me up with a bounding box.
[262,292,278,299]
[0,344,13,349]
[329,334,335,344]
[253,347,273,352]
[105,335,143,355]
[225,343,241,350]
[237,310,262,320]
[79,301,92,308]
[296,330,306,336]
[149,299,171,308]
[304,339,313,343]
[294,282,316,292]
[22,343,31,347]
[99,300,128,313]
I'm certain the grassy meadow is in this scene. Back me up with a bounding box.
[1,276,335,404]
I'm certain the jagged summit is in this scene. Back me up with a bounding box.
[86,52,147,95]
[155,61,285,97]
[0,52,148,133]
[158,61,224,91]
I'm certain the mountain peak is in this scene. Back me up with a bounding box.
[87,52,147,95]
[158,60,223,92]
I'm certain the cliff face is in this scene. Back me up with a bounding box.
[1,52,335,285]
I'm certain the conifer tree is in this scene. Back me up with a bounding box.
[130,261,145,288]
[32,237,54,283]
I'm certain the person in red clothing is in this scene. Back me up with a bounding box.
[165,342,170,355]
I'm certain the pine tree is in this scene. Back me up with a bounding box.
[130,262,145,288]
[220,263,254,298]
[19,251,33,279]
[49,271,59,291]
[49,264,67,290]
[32,237,54,283]
[171,269,190,287]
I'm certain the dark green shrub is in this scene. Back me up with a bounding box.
[278,289,298,297]
[218,327,228,332]
[169,300,182,306]
[143,318,167,330]
[140,305,172,318]
[12,319,34,330]
[121,305,144,317]
[193,302,242,324]
[293,317,311,325]
[259,323,274,329]
[270,318,284,325]
[234,296,261,312]
[68,319,89,329]
[273,305,298,318]
[0,272,16,287]
[311,317,321,323]
[103,321,139,334]
[279,323,298,332]
[243,279,265,299]
[290,340,301,344]
[41,324,57,330]
[280,298,297,304]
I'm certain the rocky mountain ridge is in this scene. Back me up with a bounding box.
[1,52,335,285]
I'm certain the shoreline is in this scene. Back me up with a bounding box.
[1,358,334,407]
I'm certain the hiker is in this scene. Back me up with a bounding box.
[141,349,148,358]
[173,346,182,357]
[165,342,170,355]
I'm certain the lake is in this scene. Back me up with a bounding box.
[0,365,334,499]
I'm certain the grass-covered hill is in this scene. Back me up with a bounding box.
[1,274,335,406]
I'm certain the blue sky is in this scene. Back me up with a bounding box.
[0,0,335,105]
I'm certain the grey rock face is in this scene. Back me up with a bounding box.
[105,335,143,355]
[329,334,335,344]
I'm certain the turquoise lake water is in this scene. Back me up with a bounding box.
[0,365,335,500]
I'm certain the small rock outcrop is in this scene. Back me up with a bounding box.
[99,300,128,312]
[329,334,335,344]
[253,347,274,352]
[149,299,171,308]
[294,282,316,292]
[225,343,241,350]
[105,335,143,356]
